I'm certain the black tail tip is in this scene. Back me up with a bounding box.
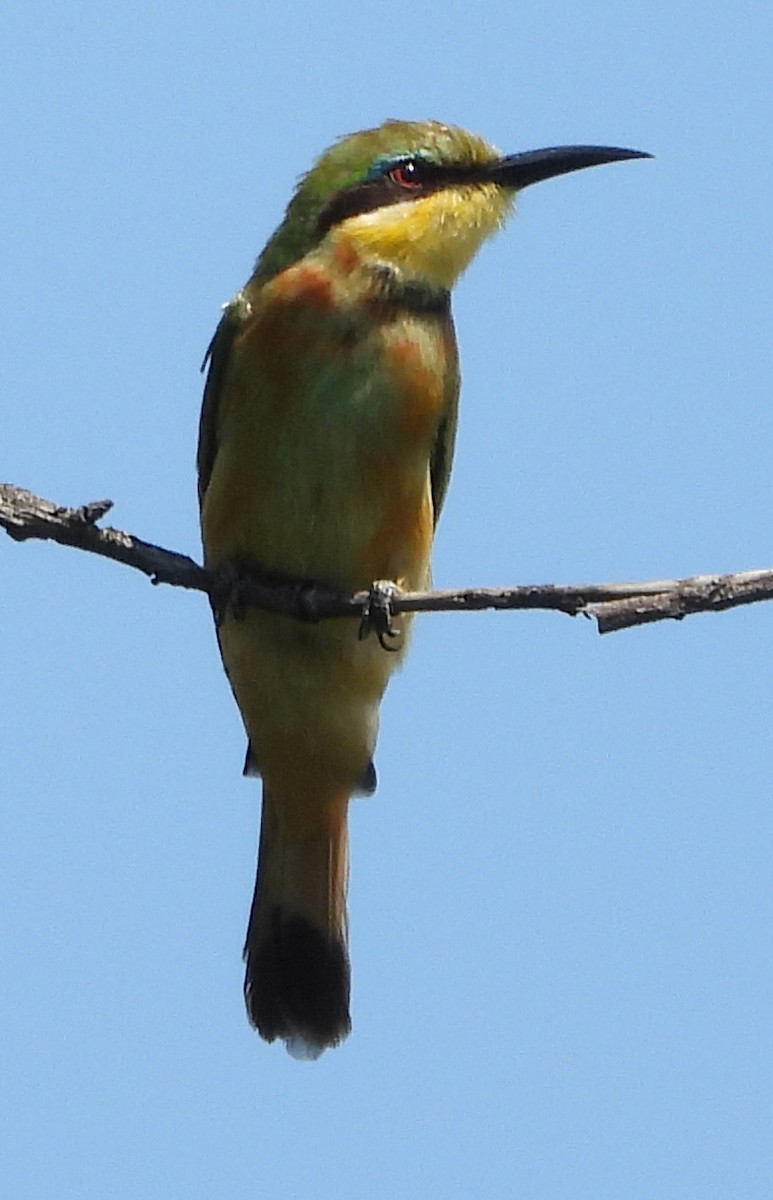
[244,910,351,1055]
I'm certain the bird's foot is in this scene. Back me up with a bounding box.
[358,580,403,651]
[212,563,249,624]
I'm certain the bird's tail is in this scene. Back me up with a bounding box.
[243,787,351,1059]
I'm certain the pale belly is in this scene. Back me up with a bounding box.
[202,408,434,816]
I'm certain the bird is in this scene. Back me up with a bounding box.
[197,119,649,1058]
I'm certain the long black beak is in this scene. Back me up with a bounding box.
[488,145,652,190]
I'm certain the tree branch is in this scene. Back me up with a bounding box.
[2,482,771,635]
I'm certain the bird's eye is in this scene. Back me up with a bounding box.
[387,160,424,189]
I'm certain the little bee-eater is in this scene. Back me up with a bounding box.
[198,119,649,1058]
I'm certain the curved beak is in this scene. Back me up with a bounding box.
[488,145,652,190]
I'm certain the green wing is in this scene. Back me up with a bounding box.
[429,311,460,527]
[197,295,251,504]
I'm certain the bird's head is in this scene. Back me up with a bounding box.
[254,120,649,290]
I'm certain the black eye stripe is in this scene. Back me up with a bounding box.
[316,157,474,236]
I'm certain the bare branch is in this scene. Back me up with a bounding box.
[0,483,207,589]
[2,482,772,634]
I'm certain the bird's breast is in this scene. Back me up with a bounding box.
[201,262,453,592]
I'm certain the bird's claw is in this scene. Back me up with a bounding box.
[212,563,248,624]
[359,580,403,651]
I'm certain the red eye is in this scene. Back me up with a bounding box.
[388,160,423,189]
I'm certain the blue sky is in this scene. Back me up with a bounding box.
[3,1,773,1197]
